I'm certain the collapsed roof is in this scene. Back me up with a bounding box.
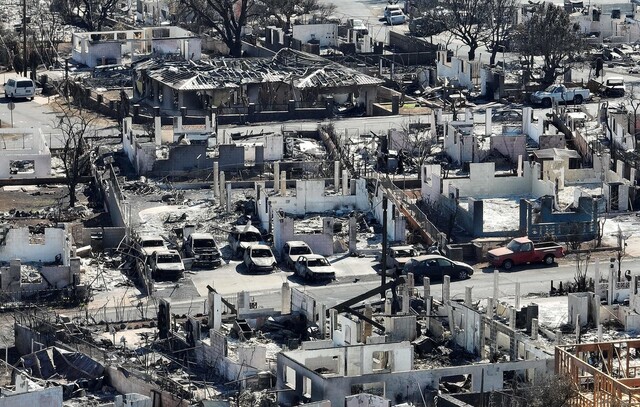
[133,48,384,91]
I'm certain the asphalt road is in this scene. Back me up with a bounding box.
[79,255,640,323]
[0,79,120,149]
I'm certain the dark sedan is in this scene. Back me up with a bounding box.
[402,255,474,282]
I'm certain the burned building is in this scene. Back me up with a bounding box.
[132,48,384,118]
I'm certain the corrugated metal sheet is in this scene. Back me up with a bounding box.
[135,48,382,91]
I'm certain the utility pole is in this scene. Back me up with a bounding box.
[381,196,388,299]
[22,0,27,78]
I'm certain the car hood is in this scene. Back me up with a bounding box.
[141,247,164,256]
[531,91,549,97]
[155,263,185,271]
[289,254,306,263]
[453,261,473,270]
[307,266,336,275]
[252,257,275,267]
[194,248,220,254]
[393,256,413,265]
[487,247,513,257]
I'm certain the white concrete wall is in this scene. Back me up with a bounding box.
[257,179,369,229]
[345,393,390,407]
[72,38,122,68]
[241,133,283,161]
[0,227,68,264]
[272,216,335,256]
[106,366,190,407]
[0,383,63,407]
[292,288,317,322]
[122,118,157,175]
[287,341,413,376]
[292,24,338,47]
[333,315,360,346]
[422,162,555,203]
[0,128,51,179]
[435,51,481,89]
[371,186,406,243]
[568,293,590,327]
[522,107,544,144]
[195,336,259,382]
[72,26,200,67]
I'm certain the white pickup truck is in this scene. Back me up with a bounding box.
[530,85,590,107]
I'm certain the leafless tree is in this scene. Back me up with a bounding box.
[512,2,587,86]
[506,373,577,407]
[415,0,491,60]
[179,0,254,57]
[563,222,583,252]
[54,102,98,207]
[574,251,590,292]
[64,0,120,31]
[613,225,630,281]
[396,125,439,171]
[256,0,335,32]
[595,216,607,248]
[625,84,640,151]
[486,0,517,66]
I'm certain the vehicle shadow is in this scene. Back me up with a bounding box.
[480,262,559,273]
[234,262,275,276]
[286,274,332,286]
[0,96,30,104]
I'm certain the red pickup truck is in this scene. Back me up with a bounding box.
[487,237,564,270]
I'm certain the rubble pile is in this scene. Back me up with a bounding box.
[285,137,327,159]
[20,264,43,284]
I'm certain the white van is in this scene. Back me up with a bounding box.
[4,77,35,100]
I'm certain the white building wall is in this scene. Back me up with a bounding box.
[0,128,51,179]
[0,381,63,407]
[292,24,338,47]
[257,179,369,229]
[522,107,545,144]
[0,227,68,264]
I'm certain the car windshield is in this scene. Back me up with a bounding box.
[544,85,556,92]
[17,81,32,87]
[252,249,272,258]
[353,19,363,25]
[393,249,414,257]
[391,10,403,15]
[506,240,522,251]
[157,254,181,263]
[290,246,312,255]
[194,239,216,248]
[240,232,261,242]
[142,239,164,247]
[307,258,330,267]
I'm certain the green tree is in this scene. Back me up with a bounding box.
[512,2,586,85]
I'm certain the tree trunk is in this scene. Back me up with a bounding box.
[229,39,243,57]
[541,68,556,86]
[489,48,497,66]
[69,184,77,207]
[467,45,476,61]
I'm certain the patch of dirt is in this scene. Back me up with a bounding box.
[0,185,67,212]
